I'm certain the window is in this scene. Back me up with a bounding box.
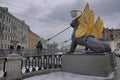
[6,26,7,31]
[4,35,6,40]
[8,45,9,49]
[2,24,4,30]
[3,15,5,20]
[9,18,10,23]
[5,35,7,40]
[6,35,8,41]
[11,20,13,24]
[0,22,1,29]
[6,35,7,40]
[8,28,10,32]
[6,16,8,22]
[0,14,1,18]
[2,44,4,49]
[5,44,6,49]
[2,34,4,40]
[118,31,120,35]
[10,27,11,32]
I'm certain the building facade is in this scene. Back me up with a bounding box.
[103,28,120,41]
[103,28,120,50]
[47,42,58,54]
[0,7,30,50]
[28,30,40,50]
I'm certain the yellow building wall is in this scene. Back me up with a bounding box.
[28,30,40,50]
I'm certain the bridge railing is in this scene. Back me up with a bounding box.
[22,54,63,74]
[0,53,63,79]
[0,51,119,79]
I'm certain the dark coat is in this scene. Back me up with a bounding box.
[36,41,43,50]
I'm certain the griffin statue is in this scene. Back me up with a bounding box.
[67,3,111,54]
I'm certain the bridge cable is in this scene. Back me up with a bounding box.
[47,26,71,41]
[58,39,71,46]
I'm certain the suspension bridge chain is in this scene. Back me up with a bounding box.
[58,39,71,46]
[47,26,71,41]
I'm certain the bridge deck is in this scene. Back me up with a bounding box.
[0,56,120,80]
[23,57,120,80]
[23,71,113,80]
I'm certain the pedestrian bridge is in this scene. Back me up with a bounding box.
[0,52,119,80]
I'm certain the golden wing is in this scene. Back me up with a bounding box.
[75,3,91,38]
[96,20,104,39]
[90,16,104,39]
[86,10,94,35]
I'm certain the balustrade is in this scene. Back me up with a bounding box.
[0,54,63,79]
[22,54,63,74]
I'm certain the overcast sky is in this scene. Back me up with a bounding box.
[0,0,120,45]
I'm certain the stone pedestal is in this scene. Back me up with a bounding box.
[62,53,116,77]
[109,52,116,69]
[6,53,22,80]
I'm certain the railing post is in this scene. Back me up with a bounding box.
[42,55,45,69]
[6,53,22,80]
[44,55,47,69]
[58,55,62,68]
[41,56,43,70]
[48,55,52,69]
[54,55,57,68]
[25,57,30,73]
[38,56,42,70]
[46,55,49,69]
[32,56,36,72]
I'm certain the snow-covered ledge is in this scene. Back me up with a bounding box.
[62,53,116,77]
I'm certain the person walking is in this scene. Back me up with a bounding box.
[36,40,43,55]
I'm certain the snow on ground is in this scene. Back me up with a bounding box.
[23,71,114,80]
[0,67,114,80]
[0,70,3,77]
[0,70,114,80]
